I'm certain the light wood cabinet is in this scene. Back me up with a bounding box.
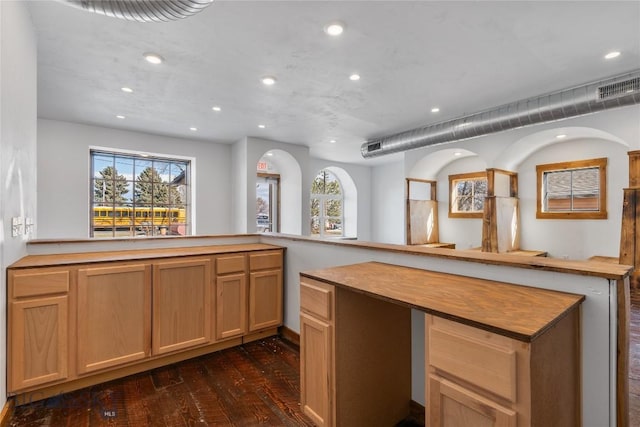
[215,254,248,340]
[249,251,283,331]
[8,268,70,391]
[300,262,584,427]
[426,314,580,427]
[77,264,151,374]
[153,257,212,355]
[299,277,411,427]
[7,244,283,402]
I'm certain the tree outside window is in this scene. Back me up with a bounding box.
[448,172,488,218]
[311,170,343,237]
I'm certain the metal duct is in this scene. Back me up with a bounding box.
[362,69,640,158]
[62,0,214,23]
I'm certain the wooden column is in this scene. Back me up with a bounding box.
[482,169,519,253]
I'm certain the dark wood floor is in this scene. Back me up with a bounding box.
[9,338,315,426]
[9,291,640,426]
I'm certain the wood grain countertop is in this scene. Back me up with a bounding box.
[300,261,585,342]
[9,243,283,269]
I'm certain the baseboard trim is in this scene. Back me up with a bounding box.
[278,325,300,347]
[0,398,15,427]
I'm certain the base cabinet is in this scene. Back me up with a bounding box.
[7,245,283,401]
[77,264,151,374]
[153,258,212,355]
[10,295,69,391]
[426,313,580,427]
[300,313,333,427]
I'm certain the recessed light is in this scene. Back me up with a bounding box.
[329,139,337,144]
[261,76,277,86]
[212,106,221,112]
[116,115,126,119]
[258,124,266,129]
[324,22,345,36]
[349,73,360,81]
[604,51,621,60]
[556,134,567,139]
[121,87,133,93]
[143,52,164,65]
[453,151,462,156]
[266,152,274,157]
[431,107,440,113]
[190,127,198,131]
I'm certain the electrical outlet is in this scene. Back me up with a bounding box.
[11,217,23,237]
[25,217,34,234]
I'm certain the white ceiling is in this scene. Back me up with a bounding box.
[27,0,640,165]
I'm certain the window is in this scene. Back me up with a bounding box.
[311,170,343,237]
[90,150,191,237]
[448,172,488,218]
[536,157,607,219]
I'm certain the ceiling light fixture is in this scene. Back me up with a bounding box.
[212,106,221,112]
[431,107,440,113]
[121,87,133,93]
[266,152,274,157]
[116,115,125,119]
[329,139,337,144]
[324,22,345,36]
[605,51,621,60]
[261,76,277,86]
[349,73,360,81]
[453,151,462,156]
[258,124,266,129]
[556,134,567,139]
[190,127,198,131]
[143,52,164,65]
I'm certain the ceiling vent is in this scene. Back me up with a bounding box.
[362,70,640,158]
[62,0,214,23]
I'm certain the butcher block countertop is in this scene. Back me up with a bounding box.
[9,243,282,268]
[300,261,585,342]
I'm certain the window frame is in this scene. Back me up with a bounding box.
[311,170,344,238]
[536,157,607,220]
[448,171,488,218]
[89,148,193,238]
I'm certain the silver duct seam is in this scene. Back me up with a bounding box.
[362,70,640,158]
[62,0,214,23]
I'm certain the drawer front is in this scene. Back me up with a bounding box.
[12,269,70,298]
[300,279,333,321]
[249,251,282,271]
[216,254,246,275]
[428,323,517,402]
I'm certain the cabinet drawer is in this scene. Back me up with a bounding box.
[249,251,282,271]
[300,279,333,321]
[428,321,517,402]
[216,255,246,275]
[12,269,70,298]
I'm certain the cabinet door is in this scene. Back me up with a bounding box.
[249,269,282,331]
[77,264,151,374]
[215,273,247,340]
[153,258,212,355]
[428,375,516,427]
[300,313,333,427]
[10,295,68,391]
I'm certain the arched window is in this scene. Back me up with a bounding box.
[311,170,343,237]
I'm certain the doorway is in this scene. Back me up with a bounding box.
[256,173,280,232]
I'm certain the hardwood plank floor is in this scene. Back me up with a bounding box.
[9,338,315,427]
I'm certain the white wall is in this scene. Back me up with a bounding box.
[231,137,248,233]
[375,105,640,258]
[37,119,233,238]
[1,0,38,407]
[370,160,405,244]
